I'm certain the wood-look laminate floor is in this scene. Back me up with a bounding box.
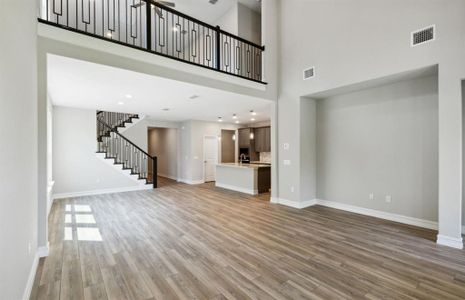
[30,181,465,300]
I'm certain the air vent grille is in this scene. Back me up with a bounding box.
[303,67,315,80]
[411,25,435,46]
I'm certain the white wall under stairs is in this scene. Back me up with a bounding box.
[53,106,151,199]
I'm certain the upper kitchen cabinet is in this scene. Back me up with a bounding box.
[238,128,251,148]
[254,126,271,152]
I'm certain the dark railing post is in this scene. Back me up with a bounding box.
[216,26,221,70]
[152,156,157,188]
[146,0,152,51]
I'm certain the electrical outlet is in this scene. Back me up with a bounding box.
[290,186,295,193]
[385,195,392,203]
[369,193,374,200]
[283,160,291,166]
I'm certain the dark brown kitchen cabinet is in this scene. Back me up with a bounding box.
[254,126,271,152]
[238,128,250,148]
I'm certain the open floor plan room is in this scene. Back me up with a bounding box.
[3,0,465,299]
[31,182,465,300]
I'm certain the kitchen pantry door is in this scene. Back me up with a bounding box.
[203,136,219,182]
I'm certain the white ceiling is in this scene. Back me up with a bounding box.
[238,0,261,13]
[47,54,271,124]
[167,0,260,24]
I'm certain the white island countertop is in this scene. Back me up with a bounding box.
[217,163,271,169]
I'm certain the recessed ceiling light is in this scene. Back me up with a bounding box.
[232,114,237,119]
[162,108,170,111]
[218,117,223,122]
[117,101,124,105]
[251,118,255,121]
[235,120,240,124]
[125,94,133,99]
[250,110,257,116]
[189,95,199,100]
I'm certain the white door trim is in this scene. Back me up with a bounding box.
[203,135,219,183]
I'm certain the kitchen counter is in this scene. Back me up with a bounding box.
[216,163,271,195]
[217,163,271,169]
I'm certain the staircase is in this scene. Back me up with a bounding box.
[96,111,157,188]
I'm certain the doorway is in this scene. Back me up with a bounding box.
[147,127,178,187]
[203,136,219,182]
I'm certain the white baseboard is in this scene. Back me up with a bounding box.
[271,198,317,209]
[315,199,438,230]
[52,185,152,200]
[215,182,257,195]
[270,197,280,204]
[178,178,204,185]
[437,234,464,249]
[38,242,49,258]
[22,252,39,300]
[157,173,178,181]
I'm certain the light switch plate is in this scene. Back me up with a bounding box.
[283,160,291,166]
[283,143,290,150]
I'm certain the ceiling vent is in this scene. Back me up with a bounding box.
[411,25,435,47]
[209,0,218,4]
[303,67,315,80]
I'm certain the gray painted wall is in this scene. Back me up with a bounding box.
[0,0,38,298]
[182,120,239,183]
[277,0,465,241]
[148,127,178,179]
[462,81,465,226]
[237,3,261,45]
[53,106,139,194]
[316,75,438,221]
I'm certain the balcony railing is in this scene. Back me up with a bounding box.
[38,0,265,83]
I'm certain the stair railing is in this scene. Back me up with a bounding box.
[97,112,157,188]
[37,0,265,82]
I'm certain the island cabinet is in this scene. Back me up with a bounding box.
[254,126,271,152]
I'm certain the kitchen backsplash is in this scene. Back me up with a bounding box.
[259,152,271,163]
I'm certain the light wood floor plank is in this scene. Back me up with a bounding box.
[31,178,465,300]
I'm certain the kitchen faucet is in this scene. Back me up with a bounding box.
[239,153,246,163]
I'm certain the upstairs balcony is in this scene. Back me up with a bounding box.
[38,0,265,83]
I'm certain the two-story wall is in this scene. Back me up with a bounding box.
[275,0,465,248]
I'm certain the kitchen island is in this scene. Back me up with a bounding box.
[215,163,271,195]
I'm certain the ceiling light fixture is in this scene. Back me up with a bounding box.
[125,94,133,99]
[250,110,257,116]
[218,117,223,122]
[232,134,236,141]
[232,114,237,119]
[235,120,240,124]
[117,101,124,105]
[251,118,255,121]
[189,95,199,100]
[162,108,170,111]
